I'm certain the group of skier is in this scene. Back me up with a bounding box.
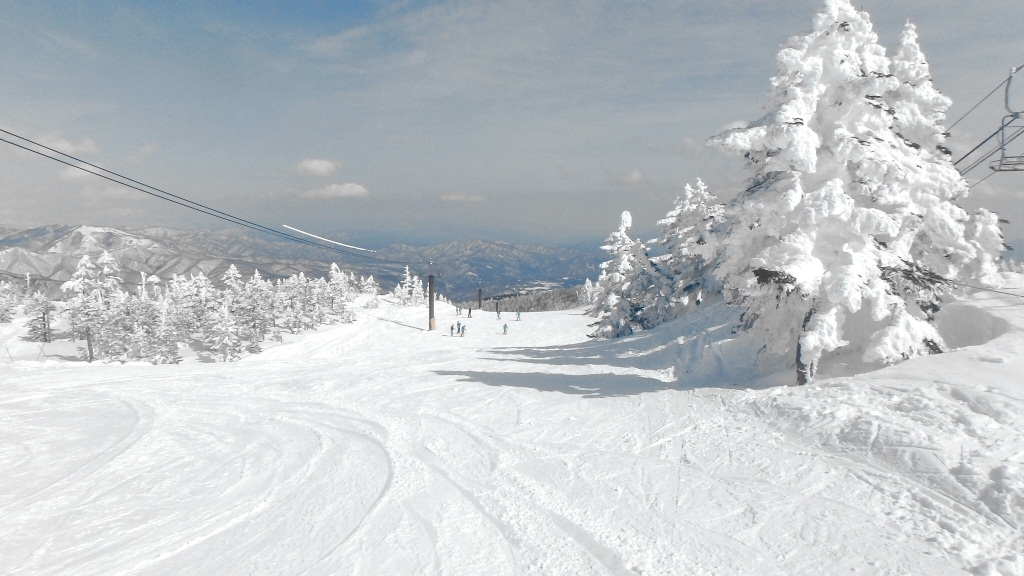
[449,308,521,337]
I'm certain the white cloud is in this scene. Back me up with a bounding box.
[440,194,485,202]
[36,133,99,155]
[621,168,645,184]
[302,182,369,199]
[44,32,104,60]
[303,26,370,58]
[296,158,339,176]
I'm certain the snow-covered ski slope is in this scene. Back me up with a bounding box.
[2,280,1023,575]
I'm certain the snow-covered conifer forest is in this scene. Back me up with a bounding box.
[3,1,1024,574]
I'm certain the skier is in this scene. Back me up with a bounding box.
[457,321,461,334]
[497,310,501,320]
[468,307,472,318]
[516,311,521,321]
[450,324,455,336]
[503,323,508,335]
[461,324,467,337]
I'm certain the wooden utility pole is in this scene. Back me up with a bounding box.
[428,274,436,330]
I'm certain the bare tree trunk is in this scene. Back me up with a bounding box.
[796,306,816,385]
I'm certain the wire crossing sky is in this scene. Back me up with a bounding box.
[0,0,1020,246]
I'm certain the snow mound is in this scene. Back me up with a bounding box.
[936,299,1012,349]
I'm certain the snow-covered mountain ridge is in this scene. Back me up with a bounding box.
[0,224,601,298]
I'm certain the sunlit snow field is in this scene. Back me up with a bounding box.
[2,278,1023,575]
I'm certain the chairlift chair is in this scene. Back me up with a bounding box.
[990,66,1024,172]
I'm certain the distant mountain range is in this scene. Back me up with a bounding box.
[0,224,604,300]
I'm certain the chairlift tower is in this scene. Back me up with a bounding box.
[427,259,436,331]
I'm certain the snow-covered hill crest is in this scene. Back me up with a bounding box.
[2,273,1022,574]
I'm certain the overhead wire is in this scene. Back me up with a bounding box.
[969,170,997,189]
[948,76,1008,131]
[957,124,1024,176]
[0,127,426,269]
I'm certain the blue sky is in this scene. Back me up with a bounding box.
[0,0,1020,246]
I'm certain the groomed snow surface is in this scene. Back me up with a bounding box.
[2,279,1024,575]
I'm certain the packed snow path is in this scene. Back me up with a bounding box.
[2,286,1023,575]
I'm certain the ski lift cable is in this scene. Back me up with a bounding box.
[0,127,404,263]
[958,123,1024,175]
[282,225,375,252]
[0,128,421,267]
[0,133,380,263]
[968,170,997,190]
[959,124,1024,176]
[947,63,1024,131]
[954,124,1004,166]
[948,77,1008,131]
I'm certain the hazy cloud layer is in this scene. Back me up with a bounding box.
[440,194,485,202]
[302,182,369,199]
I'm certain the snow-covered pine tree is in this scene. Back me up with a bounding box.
[708,0,1003,383]
[242,270,273,351]
[0,279,17,322]
[147,296,182,364]
[360,275,380,295]
[410,274,426,306]
[393,266,416,305]
[589,211,663,338]
[62,255,103,361]
[328,269,357,322]
[579,278,599,307]
[24,292,55,343]
[221,264,244,300]
[654,178,725,319]
[204,299,242,362]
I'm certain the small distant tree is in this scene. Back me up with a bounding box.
[204,299,242,362]
[360,275,380,295]
[62,255,103,361]
[24,293,55,343]
[589,211,664,338]
[0,279,18,322]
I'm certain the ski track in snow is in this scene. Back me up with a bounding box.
[2,282,1024,575]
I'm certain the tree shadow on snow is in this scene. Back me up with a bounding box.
[434,370,679,398]
[436,302,792,396]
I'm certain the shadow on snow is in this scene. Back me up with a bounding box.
[436,301,793,397]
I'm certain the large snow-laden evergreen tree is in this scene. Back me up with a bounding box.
[653,178,726,318]
[708,0,1003,384]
